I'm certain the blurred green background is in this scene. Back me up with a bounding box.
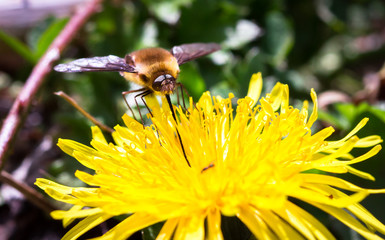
[1,0,385,239]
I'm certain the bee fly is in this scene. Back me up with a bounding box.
[54,42,221,167]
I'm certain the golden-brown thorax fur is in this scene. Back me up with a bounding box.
[121,48,180,93]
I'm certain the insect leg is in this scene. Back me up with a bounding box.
[132,91,148,126]
[175,87,181,110]
[122,88,147,122]
[176,82,197,113]
[139,90,155,118]
[176,83,187,110]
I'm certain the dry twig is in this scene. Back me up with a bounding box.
[0,171,56,213]
[55,91,114,133]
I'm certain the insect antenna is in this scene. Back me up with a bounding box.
[165,94,191,167]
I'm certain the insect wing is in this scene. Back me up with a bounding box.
[171,43,221,65]
[54,55,136,73]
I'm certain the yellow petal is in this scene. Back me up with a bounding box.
[156,219,178,240]
[146,94,163,118]
[347,204,385,235]
[291,186,368,208]
[247,72,263,106]
[174,215,205,240]
[121,114,143,132]
[62,205,83,227]
[313,203,384,240]
[51,207,102,220]
[35,178,73,194]
[327,118,368,147]
[306,89,318,128]
[91,126,107,144]
[207,209,223,240]
[346,166,375,181]
[268,82,285,111]
[355,135,383,148]
[302,174,374,192]
[237,205,278,240]
[257,209,306,240]
[57,138,96,158]
[62,213,112,240]
[279,202,336,240]
[91,213,162,240]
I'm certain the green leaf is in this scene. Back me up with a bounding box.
[35,18,68,59]
[143,0,193,24]
[335,103,357,125]
[178,63,207,100]
[319,102,385,134]
[318,110,345,130]
[0,29,36,64]
[27,16,55,52]
[263,11,294,67]
[141,222,164,240]
[221,216,252,240]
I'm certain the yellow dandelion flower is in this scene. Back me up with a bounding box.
[36,72,385,240]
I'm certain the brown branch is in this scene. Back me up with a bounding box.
[55,91,114,133]
[0,170,56,213]
[0,0,102,169]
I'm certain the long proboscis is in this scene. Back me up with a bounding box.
[165,94,191,167]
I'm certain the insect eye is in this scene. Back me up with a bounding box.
[152,74,175,92]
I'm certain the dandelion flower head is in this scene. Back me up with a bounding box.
[36,73,385,240]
